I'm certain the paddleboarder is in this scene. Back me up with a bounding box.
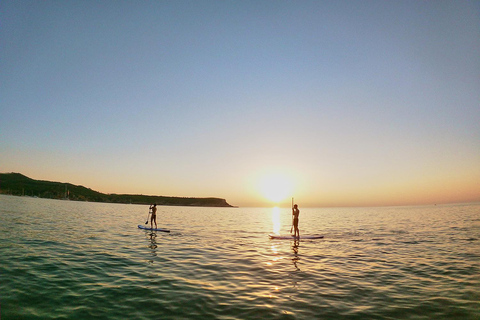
[292,204,300,238]
[149,204,157,229]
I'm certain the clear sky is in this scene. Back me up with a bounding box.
[1,1,479,207]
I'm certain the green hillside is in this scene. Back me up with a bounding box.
[0,173,234,207]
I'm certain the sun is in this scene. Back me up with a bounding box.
[259,173,293,204]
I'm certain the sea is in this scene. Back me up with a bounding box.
[0,194,478,319]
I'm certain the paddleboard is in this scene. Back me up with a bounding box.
[138,225,170,233]
[269,234,324,240]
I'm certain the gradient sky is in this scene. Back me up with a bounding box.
[1,1,479,207]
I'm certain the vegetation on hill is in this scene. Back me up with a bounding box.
[0,173,234,207]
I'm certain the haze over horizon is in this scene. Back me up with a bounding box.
[1,1,479,207]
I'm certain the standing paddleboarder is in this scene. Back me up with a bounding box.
[292,204,300,238]
[149,204,157,229]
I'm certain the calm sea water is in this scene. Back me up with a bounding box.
[0,194,479,319]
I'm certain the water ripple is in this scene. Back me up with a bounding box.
[1,196,479,319]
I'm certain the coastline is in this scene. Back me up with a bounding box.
[0,173,235,208]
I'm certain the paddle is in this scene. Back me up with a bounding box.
[145,209,151,224]
[290,197,294,234]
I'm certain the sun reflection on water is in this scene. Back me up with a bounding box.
[266,240,287,268]
[272,206,281,234]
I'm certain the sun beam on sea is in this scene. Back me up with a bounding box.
[272,207,281,235]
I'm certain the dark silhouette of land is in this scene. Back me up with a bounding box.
[0,173,234,207]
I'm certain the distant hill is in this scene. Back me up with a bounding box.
[0,173,234,207]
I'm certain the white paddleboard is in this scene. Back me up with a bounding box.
[138,225,170,233]
[269,234,324,240]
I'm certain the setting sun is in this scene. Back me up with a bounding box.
[259,173,293,203]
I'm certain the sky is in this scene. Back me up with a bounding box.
[1,1,479,207]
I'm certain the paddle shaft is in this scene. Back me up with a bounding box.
[145,209,151,224]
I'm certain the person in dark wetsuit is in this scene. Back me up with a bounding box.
[292,204,300,238]
[149,204,157,229]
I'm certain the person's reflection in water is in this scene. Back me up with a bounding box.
[148,232,158,263]
[292,239,300,271]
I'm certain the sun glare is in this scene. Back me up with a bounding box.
[272,207,281,234]
[259,173,293,204]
